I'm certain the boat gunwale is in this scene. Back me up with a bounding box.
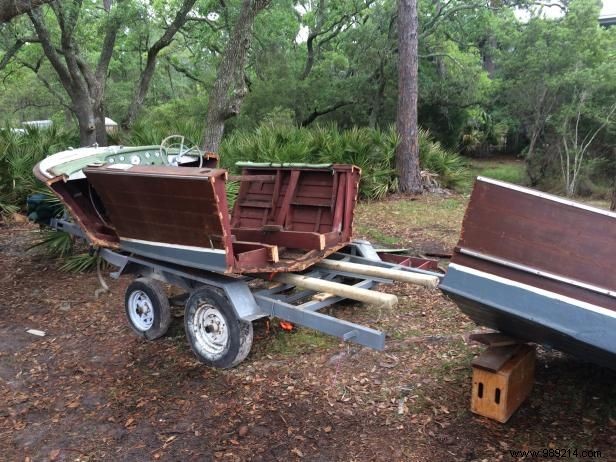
[477,176,616,219]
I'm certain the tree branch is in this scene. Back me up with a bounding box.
[28,8,73,91]
[95,5,123,83]
[0,39,25,72]
[0,0,54,23]
[122,0,198,127]
[301,100,354,127]
[165,57,207,85]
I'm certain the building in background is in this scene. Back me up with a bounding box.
[22,120,53,130]
[105,117,118,135]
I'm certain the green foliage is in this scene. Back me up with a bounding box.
[0,0,613,201]
[459,108,511,156]
[29,228,103,273]
[0,126,78,211]
[226,180,240,208]
[0,202,19,218]
[29,229,74,258]
[59,253,101,273]
[220,123,469,199]
[497,0,616,194]
[418,129,470,190]
[124,118,203,147]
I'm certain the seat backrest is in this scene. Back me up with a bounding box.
[230,164,360,240]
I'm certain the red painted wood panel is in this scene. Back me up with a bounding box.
[452,178,616,311]
[85,166,232,257]
[231,165,360,246]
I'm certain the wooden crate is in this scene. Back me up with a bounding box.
[471,344,536,423]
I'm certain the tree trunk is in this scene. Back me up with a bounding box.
[123,50,159,129]
[94,100,108,145]
[201,0,270,153]
[395,0,422,194]
[73,94,97,146]
[28,4,118,147]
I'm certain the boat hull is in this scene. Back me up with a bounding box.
[442,177,616,370]
[441,264,616,370]
[34,146,362,275]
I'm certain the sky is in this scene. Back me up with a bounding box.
[600,0,616,16]
[292,1,616,43]
[525,0,616,19]
[514,0,616,22]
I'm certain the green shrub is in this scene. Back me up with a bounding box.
[124,119,202,147]
[29,229,74,258]
[418,128,470,190]
[0,125,78,213]
[219,124,468,199]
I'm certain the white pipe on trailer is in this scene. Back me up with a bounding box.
[316,259,440,288]
[272,272,398,308]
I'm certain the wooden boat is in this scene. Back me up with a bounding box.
[440,177,616,369]
[34,142,360,274]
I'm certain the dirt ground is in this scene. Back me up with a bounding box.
[1,198,615,461]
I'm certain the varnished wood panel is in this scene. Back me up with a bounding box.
[84,166,232,258]
[453,179,616,310]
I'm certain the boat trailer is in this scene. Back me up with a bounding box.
[51,218,442,368]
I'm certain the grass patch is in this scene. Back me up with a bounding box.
[262,326,335,356]
[354,225,404,247]
[354,196,468,250]
[468,157,527,186]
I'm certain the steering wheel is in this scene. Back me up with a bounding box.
[159,135,203,167]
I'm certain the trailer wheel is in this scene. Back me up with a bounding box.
[124,277,171,340]
[184,287,253,369]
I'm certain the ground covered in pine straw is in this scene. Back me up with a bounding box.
[1,195,614,461]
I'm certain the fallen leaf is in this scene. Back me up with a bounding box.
[291,448,304,457]
[125,417,135,427]
[66,400,80,409]
[48,449,61,461]
[164,435,177,444]
[323,426,332,433]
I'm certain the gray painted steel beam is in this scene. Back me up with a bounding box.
[254,294,385,350]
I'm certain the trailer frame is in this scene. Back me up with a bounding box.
[50,217,442,366]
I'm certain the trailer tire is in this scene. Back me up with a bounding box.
[124,277,171,340]
[184,287,253,369]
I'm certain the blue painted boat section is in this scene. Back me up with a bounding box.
[119,239,228,273]
[440,264,616,369]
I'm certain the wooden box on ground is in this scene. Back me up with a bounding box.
[471,344,536,423]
